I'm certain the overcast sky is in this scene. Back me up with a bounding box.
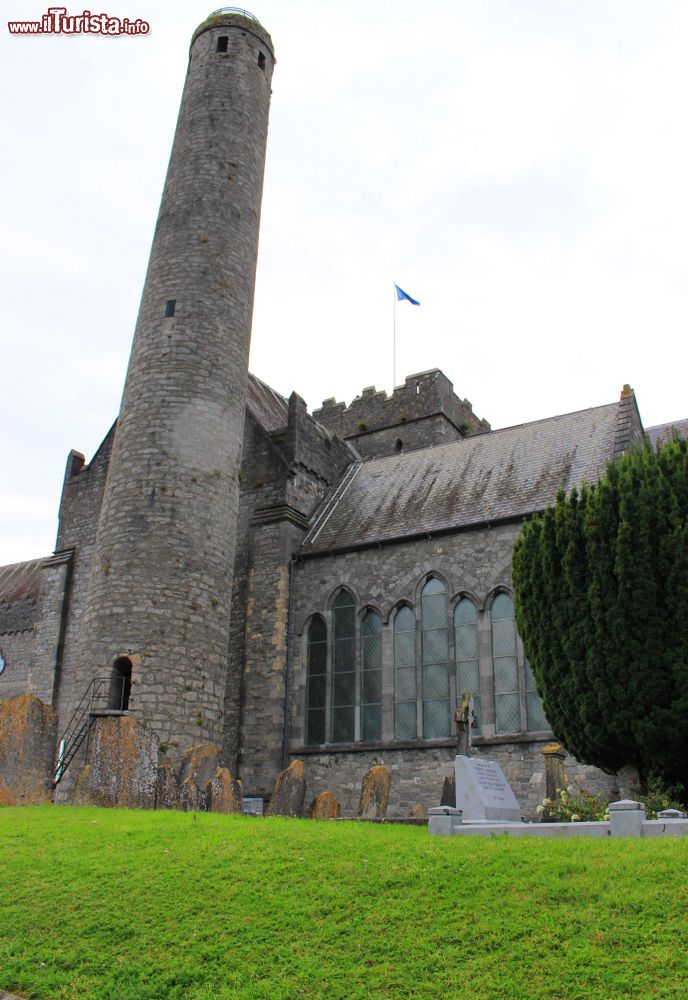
[1,0,687,564]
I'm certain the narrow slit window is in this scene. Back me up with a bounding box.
[258,51,266,70]
[216,36,228,53]
[165,299,176,317]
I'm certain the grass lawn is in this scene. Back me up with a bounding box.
[1,806,688,999]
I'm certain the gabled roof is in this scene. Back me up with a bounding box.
[0,558,43,605]
[0,557,44,634]
[246,374,288,433]
[300,401,623,556]
[645,418,688,449]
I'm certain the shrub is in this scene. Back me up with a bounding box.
[630,776,686,819]
[537,785,608,822]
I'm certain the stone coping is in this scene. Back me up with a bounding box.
[428,801,688,838]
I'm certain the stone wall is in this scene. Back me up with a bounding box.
[347,414,464,460]
[291,744,618,821]
[290,521,524,746]
[52,437,113,740]
[0,629,36,702]
[31,550,73,704]
[0,558,44,701]
[64,14,276,759]
[71,715,158,809]
[0,695,57,804]
[224,392,352,793]
[313,370,490,459]
[284,522,617,820]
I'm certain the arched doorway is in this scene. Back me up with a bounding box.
[109,656,132,711]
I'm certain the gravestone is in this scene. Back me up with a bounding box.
[208,767,242,814]
[440,772,456,807]
[357,765,391,819]
[308,790,340,819]
[542,742,567,800]
[155,763,179,810]
[267,759,306,817]
[175,743,220,812]
[454,755,521,822]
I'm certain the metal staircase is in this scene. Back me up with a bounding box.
[52,676,128,787]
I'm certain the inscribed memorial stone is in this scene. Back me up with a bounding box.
[454,755,521,821]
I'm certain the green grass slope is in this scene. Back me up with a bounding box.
[1,806,687,999]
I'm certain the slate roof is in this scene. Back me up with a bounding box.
[0,558,44,634]
[300,401,622,555]
[645,418,688,449]
[246,374,288,433]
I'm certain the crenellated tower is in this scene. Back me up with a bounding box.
[69,10,275,753]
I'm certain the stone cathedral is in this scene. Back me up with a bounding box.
[1,10,685,818]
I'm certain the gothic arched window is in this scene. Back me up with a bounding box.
[490,592,549,734]
[361,609,382,741]
[305,616,327,745]
[331,589,356,743]
[421,577,450,738]
[491,593,520,734]
[525,658,548,731]
[454,597,480,733]
[394,605,416,739]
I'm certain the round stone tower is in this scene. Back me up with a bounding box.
[72,11,275,753]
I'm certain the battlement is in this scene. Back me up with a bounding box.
[313,370,490,457]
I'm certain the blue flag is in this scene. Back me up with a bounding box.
[395,284,420,306]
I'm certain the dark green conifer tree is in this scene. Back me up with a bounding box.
[513,436,688,790]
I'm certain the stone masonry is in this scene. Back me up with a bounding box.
[0,10,680,821]
[285,521,620,819]
[314,369,490,459]
[68,12,276,757]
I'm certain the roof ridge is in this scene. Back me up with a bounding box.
[357,400,622,470]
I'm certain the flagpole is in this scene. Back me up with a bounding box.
[393,282,396,389]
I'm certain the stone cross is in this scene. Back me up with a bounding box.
[454,692,477,756]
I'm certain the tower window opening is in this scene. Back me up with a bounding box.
[416,381,420,395]
[395,439,404,454]
[216,35,228,53]
[165,299,176,317]
[110,657,132,711]
[258,51,266,70]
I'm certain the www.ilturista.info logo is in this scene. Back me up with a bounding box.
[8,7,149,34]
